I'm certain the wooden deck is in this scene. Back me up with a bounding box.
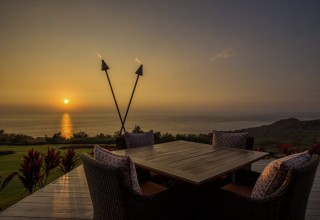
[0,159,319,219]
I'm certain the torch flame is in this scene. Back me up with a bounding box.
[96,52,103,59]
[135,57,142,64]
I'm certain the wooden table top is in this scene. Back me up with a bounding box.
[115,140,269,185]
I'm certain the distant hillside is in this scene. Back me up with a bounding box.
[236,118,320,148]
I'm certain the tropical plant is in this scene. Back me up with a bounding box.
[60,148,79,174]
[18,149,44,194]
[0,172,18,192]
[41,147,61,186]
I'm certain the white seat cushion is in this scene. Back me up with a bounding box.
[251,151,310,199]
[94,145,141,194]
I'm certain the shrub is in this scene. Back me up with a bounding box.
[154,131,161,142]
[94,133,112,139]
[72,131,89,139]
[46,132,66,144]
[157,133,175,143]
[132,125,143,133]
[175,134,210,144]
[0,150,15,156]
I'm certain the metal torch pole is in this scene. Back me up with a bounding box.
[101,59,126,135]
[119,64,143,134]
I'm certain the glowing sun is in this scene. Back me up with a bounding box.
[64,99,69,104]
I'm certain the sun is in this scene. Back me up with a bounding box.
[64,99,69,104]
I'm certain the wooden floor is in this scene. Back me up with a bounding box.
[0,159,319,219]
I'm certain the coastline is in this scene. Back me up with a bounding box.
[1,112,319,138]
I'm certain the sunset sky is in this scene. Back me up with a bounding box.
[1,1,320,115]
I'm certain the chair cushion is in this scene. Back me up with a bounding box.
[251,151,310,199]
[94,145,141,194]
[222,183,253,197]
[139,181,167,196]
[125,130,154,148]
[212,131,248,148]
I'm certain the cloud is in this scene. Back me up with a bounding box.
[211,48,235,61]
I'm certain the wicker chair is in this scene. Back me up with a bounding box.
[212,132,254,172]
[115,135,127,150]
[81,153,193,220]
[116,131,154,150]
[199,154,319,220]
[245,136,254,150]
[117,131,160,181]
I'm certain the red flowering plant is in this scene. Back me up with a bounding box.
[0,172,18,192]
[41,147,62,186]
[254,146,266,152]
[279,144,293,155]
[309,144,320,156]
[18,149,44,194]
[60,148,79,174]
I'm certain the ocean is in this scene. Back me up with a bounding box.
[0,112,319,138]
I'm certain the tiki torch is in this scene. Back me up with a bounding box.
[100,57,126,134]
[119,62,143,134]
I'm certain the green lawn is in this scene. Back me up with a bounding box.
[0,145,93,211]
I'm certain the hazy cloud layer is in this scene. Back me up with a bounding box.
[211,49,235,61]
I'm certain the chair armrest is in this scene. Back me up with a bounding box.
[126,186,194,220]
[119,173,194,220]
[211,189,287,220]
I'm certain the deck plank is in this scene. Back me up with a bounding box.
[0,158,319,219]
[0,166,93,219]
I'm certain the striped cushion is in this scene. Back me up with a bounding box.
[94,145,141,194]
[125,130,154,148]
[251,151,310,199]
[212,131,248,148]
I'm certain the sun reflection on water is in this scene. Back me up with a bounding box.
[61,113,73,139]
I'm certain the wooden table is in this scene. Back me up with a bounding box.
[115,140,269,185]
